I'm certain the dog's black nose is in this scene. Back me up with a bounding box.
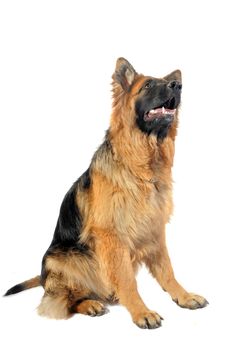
[168,80,182,91]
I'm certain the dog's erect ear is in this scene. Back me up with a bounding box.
[164,70,182,83]
[113,57,137,91]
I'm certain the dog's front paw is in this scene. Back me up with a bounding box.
[173,293,209,310]
[133,310,163,329]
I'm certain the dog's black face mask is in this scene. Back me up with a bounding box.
[135,71,182,140]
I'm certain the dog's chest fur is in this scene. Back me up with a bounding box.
[88,166,173,260]
[114,178,173,255]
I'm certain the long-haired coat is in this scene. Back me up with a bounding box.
[5,58,208,329]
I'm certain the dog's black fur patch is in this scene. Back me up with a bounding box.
[40,169,91,285]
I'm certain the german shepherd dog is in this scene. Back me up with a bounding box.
[5,58,208,329]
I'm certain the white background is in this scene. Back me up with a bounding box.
[0,0,232,349]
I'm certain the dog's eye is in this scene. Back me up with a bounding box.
[144,82,151,89]
[138,81,153,94]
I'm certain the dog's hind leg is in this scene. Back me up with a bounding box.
[37,270,87,319]
[38,290,108,319]
[38,268,108,319]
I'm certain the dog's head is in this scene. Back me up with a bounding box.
[112,57,182,140]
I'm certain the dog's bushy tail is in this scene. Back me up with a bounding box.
[4,275,41,296]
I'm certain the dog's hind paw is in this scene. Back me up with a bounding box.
[75,300,109,317]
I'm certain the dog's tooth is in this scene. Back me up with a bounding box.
[162,107,165,114]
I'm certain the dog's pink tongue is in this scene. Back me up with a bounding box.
[145,108,162,121]
[144,107,176,122]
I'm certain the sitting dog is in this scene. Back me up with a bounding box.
[5,58,208,329]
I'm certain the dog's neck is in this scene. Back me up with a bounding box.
[109,118,176,184]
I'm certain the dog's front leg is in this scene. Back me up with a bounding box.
[94,228,162,329]
[144,229,208,309]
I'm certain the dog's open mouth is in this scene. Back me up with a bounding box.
[144,98,177,122]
